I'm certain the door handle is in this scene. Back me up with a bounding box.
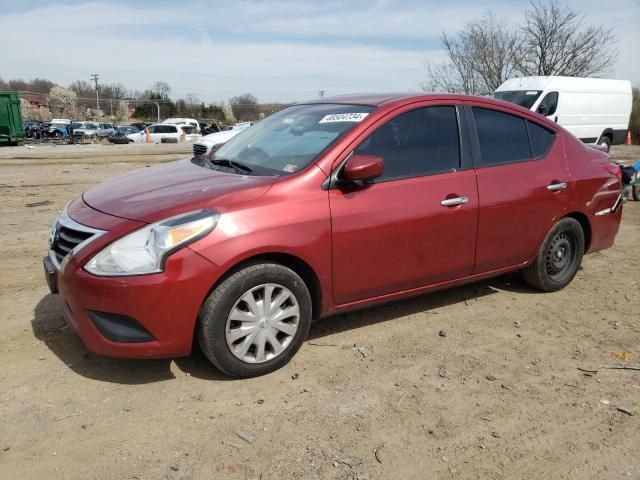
[547,182,567,192]
[440,196,468,207]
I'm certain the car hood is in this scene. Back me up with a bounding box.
[82,159,276,223]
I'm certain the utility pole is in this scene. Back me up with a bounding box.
[90,73,100,119]
[153,102,160,123]
[318,90,325,98]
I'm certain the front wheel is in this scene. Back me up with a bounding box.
[198,263,312,378]
[633,184,640,201]
[522,218,585,292]
[598,135,611,152]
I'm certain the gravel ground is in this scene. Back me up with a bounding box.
[1,143,639,480]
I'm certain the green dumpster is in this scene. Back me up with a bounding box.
[0,91,25,145]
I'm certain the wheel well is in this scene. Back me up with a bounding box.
[211,253,323,320]
[565,212,591,251]
[599,130,613,143]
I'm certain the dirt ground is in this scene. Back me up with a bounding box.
[1,143,639,480]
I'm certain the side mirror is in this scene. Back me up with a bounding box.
[343,153,384,182]
[537,105,549,116]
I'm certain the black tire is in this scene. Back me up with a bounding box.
[197,263,312,378]
[633,185,640,201]
[522,218,585,292]
[598,135,611,152]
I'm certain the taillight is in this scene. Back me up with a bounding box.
[604,162,622,184]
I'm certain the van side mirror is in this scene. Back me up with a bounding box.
[537,105,549,116]
[342,153,384,182]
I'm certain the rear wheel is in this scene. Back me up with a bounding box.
[522,218,585,292]
[633,184,640,201]
[197,263,312,378]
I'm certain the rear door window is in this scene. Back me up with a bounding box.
[355,105,461,181]
[472,107,531,165]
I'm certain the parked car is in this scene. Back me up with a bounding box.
[494,76,632,151]
[72,122,98,141]
[127,123,184,143]
[108,125,141,144]
[192,122,253,155]
[177,124,202,142]
[73,122,115,141]
[163,117,201,133]
[44,122,70,139]
[96,123,116,138]
[44,93,623,378]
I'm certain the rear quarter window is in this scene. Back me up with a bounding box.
[527,121,556,158]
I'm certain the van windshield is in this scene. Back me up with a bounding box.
[202,104,374,176]
[494,90,542,109]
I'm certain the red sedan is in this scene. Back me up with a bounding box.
[44,93,623,377]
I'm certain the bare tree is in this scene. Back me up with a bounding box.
[100,83,128,100]
[516,0,616,77]
[7,78,30,91]
[69,80,94,98]
[229,93,260,121]
[150,81,171,100]
[422,41,480,94]
[424,0,617,94]
[28,78,55,94]
[423,14,520,95]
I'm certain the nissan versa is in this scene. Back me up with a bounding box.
[44,93,623,378]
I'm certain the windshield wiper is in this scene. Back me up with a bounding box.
[206,158,253,174]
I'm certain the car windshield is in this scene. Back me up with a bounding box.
[493,90,542,109]
[206,104,374,175]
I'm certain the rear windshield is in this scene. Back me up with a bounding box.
[493,90,542,109]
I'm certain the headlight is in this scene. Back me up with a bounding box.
[84,210,218,276]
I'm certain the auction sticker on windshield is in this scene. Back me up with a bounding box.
[319,113,369,123]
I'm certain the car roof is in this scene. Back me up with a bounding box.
[298,92,498,107]
[296,92,558,130]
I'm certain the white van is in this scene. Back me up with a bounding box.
[494,76,632,150]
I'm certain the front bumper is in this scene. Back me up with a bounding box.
[45,202,223,358]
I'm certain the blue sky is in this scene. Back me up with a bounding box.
[0,0,638,103]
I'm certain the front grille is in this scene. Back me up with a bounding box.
[193,144,208,156]
[49,211,104,268]
[51,223,94,265]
